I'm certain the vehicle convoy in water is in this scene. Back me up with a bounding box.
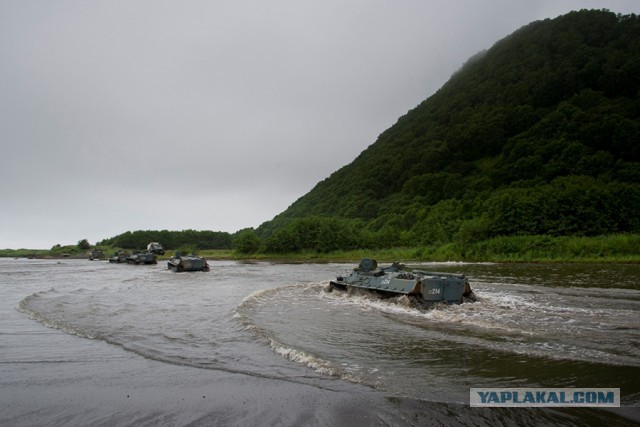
[167,252,210,272]
[329,258,475,304]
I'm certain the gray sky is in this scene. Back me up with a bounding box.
[2,1,638,249]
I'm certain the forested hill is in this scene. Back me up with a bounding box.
[255,9,640,253]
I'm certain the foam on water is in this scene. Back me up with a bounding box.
[239,280,640,375]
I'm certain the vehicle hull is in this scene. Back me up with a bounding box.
[126,252,157,265]
[167,256,209,272]
[330,259,474,304]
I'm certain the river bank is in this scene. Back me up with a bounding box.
[206,233,640,263]
[3,233,639,263]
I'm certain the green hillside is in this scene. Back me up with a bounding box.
[255,9,640,254]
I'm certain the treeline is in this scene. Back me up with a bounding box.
[97,229,233,250]
[254,10,640,253]
[236,176,640,254]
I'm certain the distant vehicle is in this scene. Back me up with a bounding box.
[89,249,105,260]
[147,242,165,255]
[167,252,209,272]
[109,250,130,263]
[329,258,476,304]
[126,251,157,265]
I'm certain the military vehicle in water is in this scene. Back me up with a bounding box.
[89,249,105,260]
[126,251,157,265]
[329,258,475,304]
[167,252,210,272]
[108,250,130,263]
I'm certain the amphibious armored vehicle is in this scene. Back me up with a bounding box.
[126,251,157,265]
[167,252,210,272]
[329,258,475,304]
[147,242,165,255]
[89,249,105,260]
[108,250,130,263]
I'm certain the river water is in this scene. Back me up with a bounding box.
[1,258,639,426]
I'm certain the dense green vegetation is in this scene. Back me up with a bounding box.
[253,10,640,254]
[216,233,640,263]
[0,241,99,259]
[97,229,233,251]
[3,233,639,262]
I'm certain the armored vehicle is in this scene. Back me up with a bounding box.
[108,250,130,263]
[89,249,105,260]
[329,258,475,304]
[126,251,157,265]
[147,242,165,255]
[167,252,209,272]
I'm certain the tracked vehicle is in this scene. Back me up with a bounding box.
[167,252,210,272]
[147,242,165,255]
[126,251,157,265]
[329,258,475,304]
[108,250,130,263]
[89,249,105,260]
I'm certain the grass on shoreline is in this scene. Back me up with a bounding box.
[192,234,640,263]
[2,234,639,263]
[204,233,640,263]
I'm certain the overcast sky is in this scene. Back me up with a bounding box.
[1,1,638,249]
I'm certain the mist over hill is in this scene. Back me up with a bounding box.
[253,9,640,253]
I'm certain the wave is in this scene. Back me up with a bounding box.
[16,285,346,393]
[235,284,383,389]
[17,275,640,408]
[238,282,640,375]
